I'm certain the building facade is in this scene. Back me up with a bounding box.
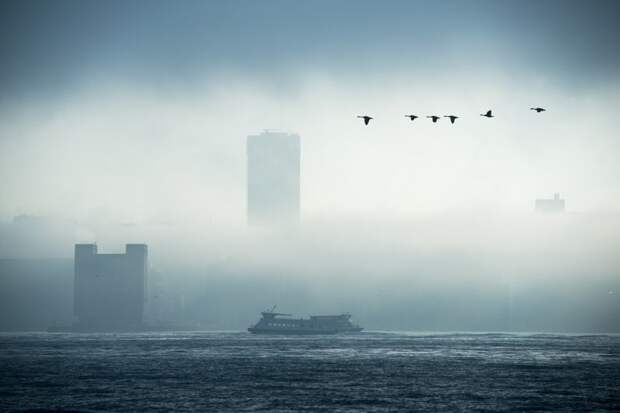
[247,131,300,225]
[74,244,147,330]
[535,193,565,213]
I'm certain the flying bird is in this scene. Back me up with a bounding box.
[530,107,546,113]
[405,115,419,121]
[427,115,440,123]
[480,110,494,118]
[357,115,373,125]
[444,115,459,124]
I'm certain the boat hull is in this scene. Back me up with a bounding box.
[248,327,363,335]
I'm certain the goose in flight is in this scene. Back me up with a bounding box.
[530,107,546,113]
[444,115,459,124]
[480,110,494,118]
[357,115,373,125]
[427,115,440,123]
[405,115,419,121]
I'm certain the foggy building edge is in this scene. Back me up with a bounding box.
[74,244,147,331]
[535,193,565,213]
[247,131,300,225]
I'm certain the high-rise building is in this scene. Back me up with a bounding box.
[535,193,565,213]
[247,131,300,225]
[74,244,147,330]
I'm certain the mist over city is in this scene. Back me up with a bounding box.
[1,2,619,411]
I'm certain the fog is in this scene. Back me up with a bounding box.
[2,75,619,221]
[0,0,619,332]
[1,209,618,332]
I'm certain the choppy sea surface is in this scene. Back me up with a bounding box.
[0,332,619,412]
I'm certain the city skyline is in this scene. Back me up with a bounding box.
[0,0,617,336]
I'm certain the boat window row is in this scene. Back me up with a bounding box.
[267,322,297,328]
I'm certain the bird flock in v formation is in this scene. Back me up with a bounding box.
[356,107,547,126]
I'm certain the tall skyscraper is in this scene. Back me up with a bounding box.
[247,131,300,225]
[74,244,147,330]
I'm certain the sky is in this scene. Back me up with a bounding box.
[1,0,620,223]
[0,0,619,331]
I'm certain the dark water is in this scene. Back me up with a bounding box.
[1,332,619,412]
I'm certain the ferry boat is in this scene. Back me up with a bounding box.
[248,307,363,335]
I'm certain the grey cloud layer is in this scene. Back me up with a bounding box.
[1,0,619,101]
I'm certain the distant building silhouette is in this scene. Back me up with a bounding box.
[535,193,565,213]
[74,244,147,330]
[247,131,300,225]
